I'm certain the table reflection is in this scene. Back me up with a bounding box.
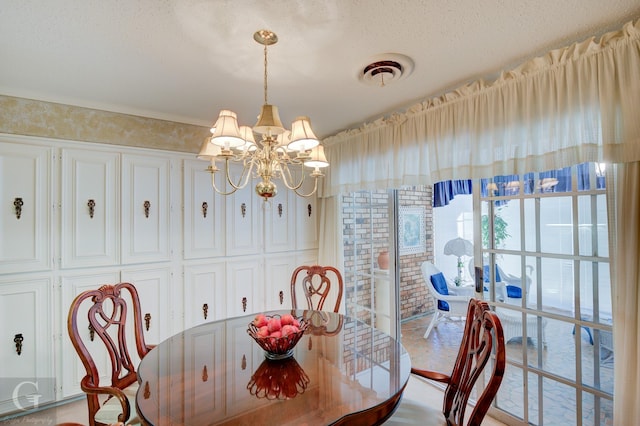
[247,357,310,400]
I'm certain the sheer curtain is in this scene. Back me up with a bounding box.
[317,18,640,420]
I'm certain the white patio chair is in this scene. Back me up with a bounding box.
[421,261,473,339]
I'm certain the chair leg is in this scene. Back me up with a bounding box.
[424,312,441,338]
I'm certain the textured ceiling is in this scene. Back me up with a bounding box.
[1,1,639,139]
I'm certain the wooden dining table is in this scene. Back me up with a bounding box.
[135,310,411,425]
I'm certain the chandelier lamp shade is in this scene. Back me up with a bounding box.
[197,29,329,201]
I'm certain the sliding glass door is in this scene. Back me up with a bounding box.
[341,190,398,339]
[481,163,613,425]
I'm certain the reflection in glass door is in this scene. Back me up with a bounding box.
[341,190,397,339]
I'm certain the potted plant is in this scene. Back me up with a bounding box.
[481,209,510,249]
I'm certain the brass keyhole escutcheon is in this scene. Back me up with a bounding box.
[14,333,24,355]
[14,197,24,219]
[240,202,246,218]
[307,203,312,217]
[202,365,208,382]
[88,324,95,341]
[279,290,284,305]
[202,201,208,218]
[242,297,247,312]
[88,199,96,218]
[144,200,151,218]
[278,203,283,217]
[203,303,209,320]
[144,313,151,331]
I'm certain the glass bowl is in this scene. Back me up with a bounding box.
[247,314,308,360]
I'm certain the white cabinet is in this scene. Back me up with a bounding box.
[0,140,51,274]
[59,270,121,398]
[295,178,319,250]
[225,167,262,256]
[0,136,321,413]
[0,276,54,413]
[226,258,264,317]
[61,149,120,268]
[121,155,171,264]
[183,262,226,328]
[264,189,295,253]
[264,254,296,311]
[121,266,171,347]
[183,160,225,259]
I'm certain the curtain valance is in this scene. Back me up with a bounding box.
[321,19,640,198]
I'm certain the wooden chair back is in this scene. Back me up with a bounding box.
[67,283,153,426]
[290,265,344,313]
[443,298,505,425]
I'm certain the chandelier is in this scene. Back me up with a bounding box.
[197,29,329,201]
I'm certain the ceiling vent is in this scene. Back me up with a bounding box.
[359,54,414,87]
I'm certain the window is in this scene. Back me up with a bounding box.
[482,163,612,425]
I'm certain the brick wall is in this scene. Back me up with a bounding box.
[341,187,435,322]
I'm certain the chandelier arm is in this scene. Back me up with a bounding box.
[291,175,319,198]
[209,169,238,196]
[279,162,305,191]
[224,158,254,191]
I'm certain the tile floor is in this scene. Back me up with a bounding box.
[399,313,615,426]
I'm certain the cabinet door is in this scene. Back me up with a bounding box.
[183,262,226,328]
[183,159,225,259]
[296,249,318,268]
[121,267,171,349]
[295,178,319,250]
[264,254,296,311]
[0,141,51,274]
[0,276,54,414]
[226,258,264,317]
[60,270,121,398]
[121,155,170,264]
[225,165,262,256]
[264,189,295,253]
[61,149,119,268]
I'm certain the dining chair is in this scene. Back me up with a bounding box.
[290,265,344,313]
[386,298,506,426]
[421,261,473,339]
[67,283,154,426]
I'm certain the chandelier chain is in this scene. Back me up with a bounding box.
[263,44,268,105]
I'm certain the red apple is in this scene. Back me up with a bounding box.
[281,324,297,336]
[280,314,295,326]
[269,331,282,339]
[253,314,268,328]
[292,318,300,328]
[257,326,269,338]
[267,317,282,333]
